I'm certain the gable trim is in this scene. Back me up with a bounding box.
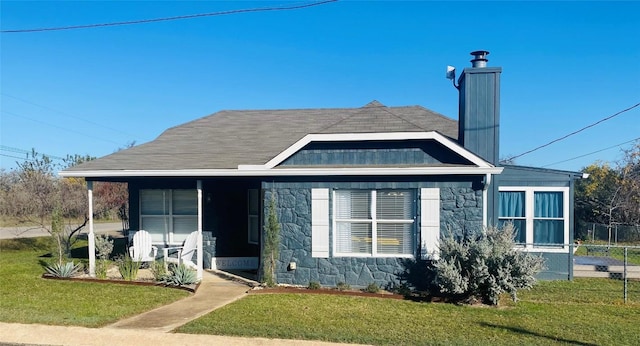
[239,132,495,170]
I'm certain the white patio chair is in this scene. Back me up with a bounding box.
[163,231,198,269]
[128,230,158,262]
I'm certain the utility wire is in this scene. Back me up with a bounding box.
[0,145,67,161]
[542,137,640,168]
[0,153,36,162]
[0,145,66,160]
[1,0,338,33]
[1,110,123,146]
[1,93,141,140]
[505,102,640,162]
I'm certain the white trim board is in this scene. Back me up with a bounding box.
[61,166,503,178]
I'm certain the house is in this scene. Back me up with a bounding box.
[61,51,582,285]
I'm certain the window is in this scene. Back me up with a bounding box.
[333,190,414,257]
[498,187,569,251]
[248,189,259,244]
[140,189,197,244]
[498,191,526,243]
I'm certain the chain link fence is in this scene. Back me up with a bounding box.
[583,223,640,244]
[538,243,640,303]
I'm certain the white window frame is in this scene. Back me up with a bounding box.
[332,190,415,258]
[139,189,197,245]
[499,186,570,253]
[248,189,260,245]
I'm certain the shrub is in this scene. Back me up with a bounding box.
[45,261,82,278]
[116,255,139,281]
[150,260,167,281]
[336,282,351,291]
[95,234,114,260]
[387,282,412,297]
[433,224,545,305]
[95,235,114,279]
[308,281,321,290]
[365,282,380,294]
[95,260,109,279]
[161,264,198,287]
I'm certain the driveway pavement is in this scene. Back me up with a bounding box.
[0,222,123,240]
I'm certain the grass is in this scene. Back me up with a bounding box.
[0,237,189,327]
[177,280,640,345]
[3,235,640,344]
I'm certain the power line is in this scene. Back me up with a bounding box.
[0,145,67,161]
[506,102,640,162]
[1,93,141,140]
[1,110,123,146]
[542,137,640,168]
[1,0,338,33]
[0,153,36,162]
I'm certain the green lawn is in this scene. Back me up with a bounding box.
[0,238,189,327]
[3,237,640,345]
[177,280,640,345]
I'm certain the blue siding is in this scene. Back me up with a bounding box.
[458,67,501,165]
[534,252,573,280]
[495,165,583,280]
[280,140,472,166]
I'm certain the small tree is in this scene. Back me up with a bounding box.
[261,191,281,287]
[433,224,545,305]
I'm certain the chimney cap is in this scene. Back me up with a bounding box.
[470,50,490,68]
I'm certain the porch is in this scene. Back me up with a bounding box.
[85,178,263,280]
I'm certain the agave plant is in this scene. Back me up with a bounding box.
[45,261,83,278]
[161,264,198,287]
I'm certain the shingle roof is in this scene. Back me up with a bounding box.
[64,101,458,171]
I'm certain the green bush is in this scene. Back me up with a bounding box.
[365,282,380,293]
[308,281,321,290]
[433,224,545,305]
[336,282,351,291]
[95,260,109,279]
[116,255,139,281]
[150,260,167,281]
[162,264,198,287]
[45,261,82,278]
[95,234,114,260]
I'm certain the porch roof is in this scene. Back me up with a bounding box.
[61,101,459,175]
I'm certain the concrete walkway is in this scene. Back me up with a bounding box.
[0,322,354,345]
[0,271,360,345]
[106,270,248,332]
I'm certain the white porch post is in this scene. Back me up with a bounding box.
[196,180,203,280]
[87,181,96,277]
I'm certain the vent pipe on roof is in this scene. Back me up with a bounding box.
[470,50,489,68]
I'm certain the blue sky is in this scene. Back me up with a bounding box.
[1,1,638,172]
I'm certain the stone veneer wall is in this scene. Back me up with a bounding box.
[263,184,483,288]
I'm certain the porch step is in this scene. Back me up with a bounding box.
[210,269,261,288]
